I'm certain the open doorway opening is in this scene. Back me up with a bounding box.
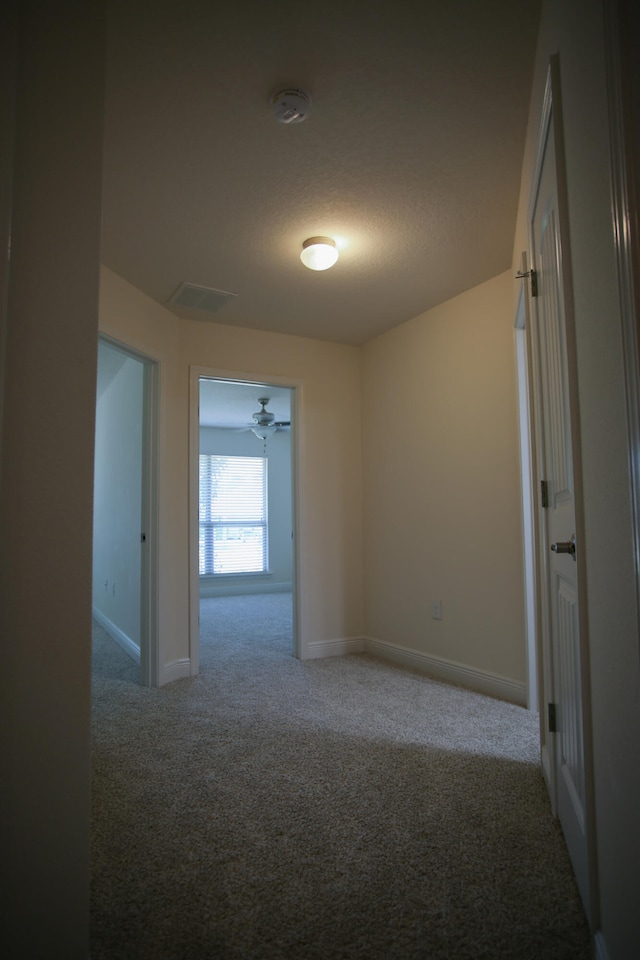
[191,375,298,673]
[92,336,158,685]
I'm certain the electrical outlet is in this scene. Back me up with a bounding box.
[432,599,442,620]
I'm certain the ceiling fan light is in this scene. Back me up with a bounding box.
[251,424,277,440]
[252,399,275,425]
[300,237,338,271]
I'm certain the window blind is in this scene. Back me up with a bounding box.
[199,454,268,575]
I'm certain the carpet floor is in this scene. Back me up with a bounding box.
[90,593,590,959]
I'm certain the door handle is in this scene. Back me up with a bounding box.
[551,533,576,560]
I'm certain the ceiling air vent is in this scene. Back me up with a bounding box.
[168,282,237,314]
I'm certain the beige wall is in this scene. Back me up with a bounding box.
[362,271,527,695]
[0,2,105,955]
[99,268,187,669]
[513,0,640,955]
[99,266,365,663]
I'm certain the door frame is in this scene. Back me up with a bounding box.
[604,0,640,660]
[514,273,539,713]
[525,58,599,925]
[189,365,303,674]
[97,333,159,687]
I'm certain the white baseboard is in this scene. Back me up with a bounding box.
[304,635,526,705]
[161,658,191,685]
[306,637,366,659]
[594,931,611,960]
[200,580,292,598]
[92,607,140,665]
[541,743,554,796]
[362,637,526,705]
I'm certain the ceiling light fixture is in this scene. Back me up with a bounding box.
[251,423,277,441]
[251,398,278,441]
[300,237,339,271]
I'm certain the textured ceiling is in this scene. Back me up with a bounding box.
[102,0,541,346]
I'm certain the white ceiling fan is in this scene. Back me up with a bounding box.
[249,398,290,439]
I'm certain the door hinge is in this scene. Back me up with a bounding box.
[515,268,538,297]
[540,480,549,509]
[141,532,147,543]
[548,702,558,733]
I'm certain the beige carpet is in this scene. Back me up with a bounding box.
[90,593,590,959]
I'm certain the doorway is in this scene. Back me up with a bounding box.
[92,336,158,685]
[189,370,300,674]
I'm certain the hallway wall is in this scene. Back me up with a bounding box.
[0,3,105,954]
[362,271,527,701]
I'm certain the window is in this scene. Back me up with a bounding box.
[199,454,268,575]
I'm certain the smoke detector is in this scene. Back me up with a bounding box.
[272,88,311,124]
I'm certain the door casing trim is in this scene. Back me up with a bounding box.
[97,332,160,687]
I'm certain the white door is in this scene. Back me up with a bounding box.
[529,66,591,918]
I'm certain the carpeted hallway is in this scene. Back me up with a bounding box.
[90,593,590,959]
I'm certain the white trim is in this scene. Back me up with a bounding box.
[541,743,553,798]
[140,353,159,687]
[161,658,191,685]
[526,74,558,809]
[364,637,527,705]
[97,332,160,687]
[189,369,201,675]
[604,0,640,669]
[92,607,140,665]
[0,1,17,477]
[528,64,554,224]
[305,634,526,704]
[200,580,292,598]
[514,275,539,711]
[306,637,366,659]
[594,931,612,960]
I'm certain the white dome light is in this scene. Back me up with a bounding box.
[251,424,277,440]
[300,237,339,271]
